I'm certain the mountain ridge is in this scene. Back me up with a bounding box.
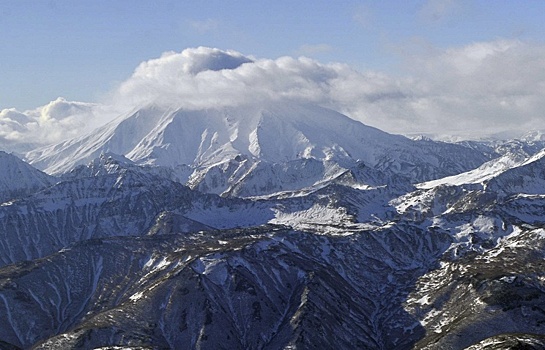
[25,102,490,199]
[0,98,545,348]
[2,44,545,349]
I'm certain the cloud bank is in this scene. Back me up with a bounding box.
[1,42,545,150]
[111,43,545,137]
[0,98,103,152]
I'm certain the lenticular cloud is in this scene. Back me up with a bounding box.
[108,47,416,134]
[110,43,545,138]
[111,46,348,110]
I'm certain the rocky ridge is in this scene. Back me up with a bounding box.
[0,106,544,349]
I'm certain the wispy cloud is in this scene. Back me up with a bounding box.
[419,0,465,23]
[395,39,545,135]
[352,4,373,28]
[187,18,220,34]
[295,44,333,56]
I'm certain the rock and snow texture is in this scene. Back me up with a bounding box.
[0,151,55,202]
[25,103,488,186]
[2,95,545,348]
[6,45,545,349]
[0,226,451,350]
[0,143,545,348]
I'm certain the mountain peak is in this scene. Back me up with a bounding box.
[0,151,54,202]
[26,102,392,173]
[25,102,488,193]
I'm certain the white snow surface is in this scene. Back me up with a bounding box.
[418,152,524,189]
[25,102,411,175]
[0,151,55,200]
[418,148,545,195]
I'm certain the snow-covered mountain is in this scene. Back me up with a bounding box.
[1,96,545,348]
[0,151,55,202]
[0,153,281,266]
[25,102,490,198]
[419,147,545,196]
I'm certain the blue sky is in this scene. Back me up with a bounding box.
[2,0,544,110]
[1,1,545,140]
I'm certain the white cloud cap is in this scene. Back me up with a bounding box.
[2,40,545,149]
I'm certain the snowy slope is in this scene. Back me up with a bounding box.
[485,148,545,195]
[0,224,451,349]
[0,151,55,202]
[419,148,545,196]
[25,103,488,192]
[4,46,545,350]
[25,103,408,172]
[25,105,168,175]
[418,152,526,189]
[1,142,545,349]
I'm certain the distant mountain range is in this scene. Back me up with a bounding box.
[0,100,545,349]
